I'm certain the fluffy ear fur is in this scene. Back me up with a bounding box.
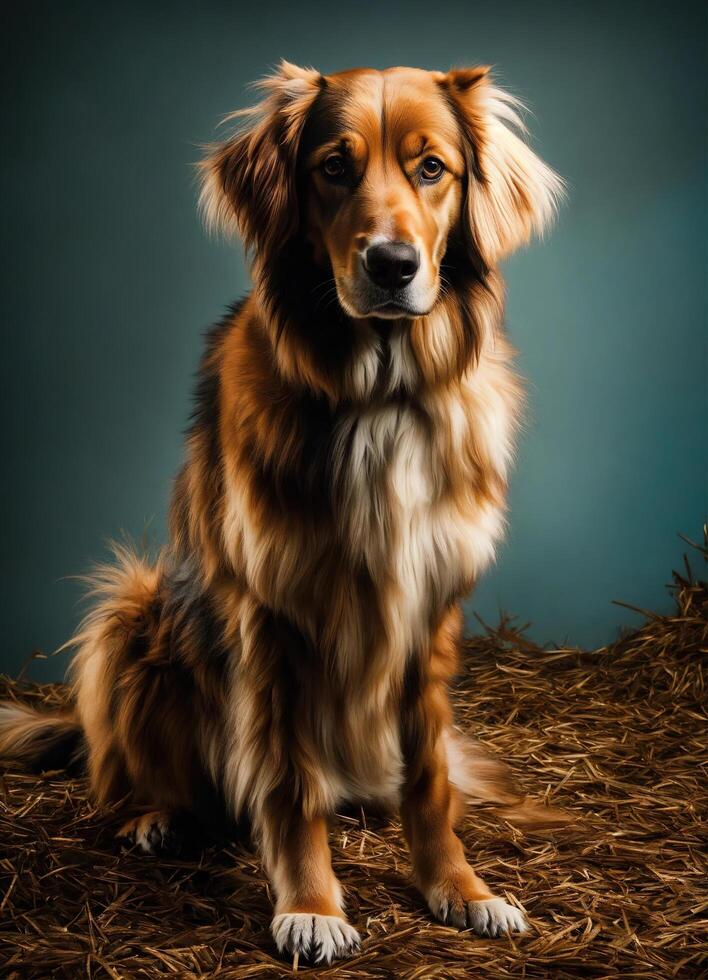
[198,60,323,255]
[440,67,565,269]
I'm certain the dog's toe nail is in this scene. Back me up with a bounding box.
[450,907,467,929]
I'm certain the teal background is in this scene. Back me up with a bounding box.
[1,1,706,680]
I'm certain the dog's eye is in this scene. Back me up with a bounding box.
[420,157,445,182]
[322,153,346,180]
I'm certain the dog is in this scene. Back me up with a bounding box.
[0,62,562,963]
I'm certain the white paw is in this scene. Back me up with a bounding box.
[467,897,529,937]
[272,912,361,963]
[428,887,528,935]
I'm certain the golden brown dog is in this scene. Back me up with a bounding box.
[0,62,562,962]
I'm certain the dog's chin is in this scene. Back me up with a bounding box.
[336,281,437,321]
[369,302,429,320]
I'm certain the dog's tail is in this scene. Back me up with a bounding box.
[0,701,84,773]
[445,728,523,805]
[445,729,573,829]
[1,543,163,781]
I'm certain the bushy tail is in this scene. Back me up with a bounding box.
[0,702,84,773]
[445,728,523,805]
[445,728,573,829]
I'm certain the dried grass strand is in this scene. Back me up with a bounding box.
[1,532,707,977]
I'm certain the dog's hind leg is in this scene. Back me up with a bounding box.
[70,547,163,807]
[116,809,200,856]
[71,549,227,845]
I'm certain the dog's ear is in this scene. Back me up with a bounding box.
[439,67,564,270]
[199,61,323,255]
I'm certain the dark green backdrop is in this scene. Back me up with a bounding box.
[1,0,706,680]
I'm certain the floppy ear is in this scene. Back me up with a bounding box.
[198,61,323,255]
[440,67,564,269]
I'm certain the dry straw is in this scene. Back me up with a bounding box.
[1,532,706,978]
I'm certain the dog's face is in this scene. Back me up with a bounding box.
[300,69,464,319]
[201,61,562,328]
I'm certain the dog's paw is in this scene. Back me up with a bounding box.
[116,811,182,856]
[429,888,528,936]
[467,897,528,936]
[271,912,361,963]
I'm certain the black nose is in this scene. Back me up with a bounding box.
[364,241,420,289]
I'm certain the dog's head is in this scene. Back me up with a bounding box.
[200,62,562,347]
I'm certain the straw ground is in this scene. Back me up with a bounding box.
[1,534,706,978]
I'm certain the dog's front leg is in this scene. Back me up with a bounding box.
[262,802,360,963]
[401,739,528,935]
[400,613,528,937]
[229,600,360,963]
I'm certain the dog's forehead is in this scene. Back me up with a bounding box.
[317,67,460,149]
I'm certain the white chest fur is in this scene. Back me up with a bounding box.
[333,379,509,664]
[224,342,518,815]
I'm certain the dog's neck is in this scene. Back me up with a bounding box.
[252,238,502,405]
